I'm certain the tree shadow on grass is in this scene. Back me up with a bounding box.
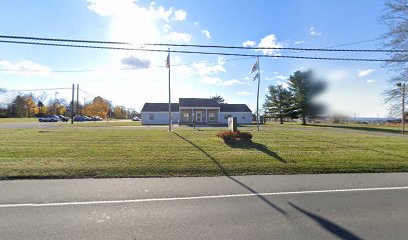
[173,131,286,215]
[288,202,362,240]
[226,141,288,163]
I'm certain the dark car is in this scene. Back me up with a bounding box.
[74,115,89,122]
[58,115,70,122]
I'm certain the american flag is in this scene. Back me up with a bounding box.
[166,52,170,68]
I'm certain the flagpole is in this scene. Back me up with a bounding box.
[168,48,171,132]
[256,57,260,131]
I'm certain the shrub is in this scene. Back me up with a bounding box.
[216,131,252,143]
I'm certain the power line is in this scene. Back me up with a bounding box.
[0,39,407,62]
[143,41,398,53]
[0,35,130,45]
[4,87,71,92]
[0,34,394,52]
[79,89,95,98]
[324,37,382,49]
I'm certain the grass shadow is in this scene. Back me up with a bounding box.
[309,124,404,135]
[226,141,288,163]
[173,131,286,215]
[288,202,362,240]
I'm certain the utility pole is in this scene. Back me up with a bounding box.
[167,48,171,132]
[55,91,59,115]
[76,84,79,115]
[402,82,406,134]
[256,57,260,131]
[71,84,74,124]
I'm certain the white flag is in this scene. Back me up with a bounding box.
[251,60,259,73]
[253,72,260,81]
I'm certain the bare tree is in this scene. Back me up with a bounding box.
[382,0,408,74]
[381,0,408,124]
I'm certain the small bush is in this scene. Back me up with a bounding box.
[216,131,252,143]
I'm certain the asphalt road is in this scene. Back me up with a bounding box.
[1,173,407,240]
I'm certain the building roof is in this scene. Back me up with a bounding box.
[179,98,219,107]
[220,104,252,113]
[141,103,179,112]
[141,99,252,113]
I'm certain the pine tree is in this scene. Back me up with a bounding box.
[263,85,293,124]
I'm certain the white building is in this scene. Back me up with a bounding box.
[141,98,252,125]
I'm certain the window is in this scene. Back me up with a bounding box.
[183,112,189,121]
[149,113,154,120]
[209,112,215,121]
[242,114,245,119]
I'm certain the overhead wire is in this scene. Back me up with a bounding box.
[0,39,406,62]
[0,34,397,52]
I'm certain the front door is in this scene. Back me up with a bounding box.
[196,112,202,122]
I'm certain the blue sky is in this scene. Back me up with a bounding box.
[0,0,393,117]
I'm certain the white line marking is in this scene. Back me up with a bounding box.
[1,186,407,208]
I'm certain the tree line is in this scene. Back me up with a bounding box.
[0,93,138,119]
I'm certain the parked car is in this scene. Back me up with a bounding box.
[73,115,89,122]
[38,115,59,122]
[132,117,140,121]
[58,115,70,122]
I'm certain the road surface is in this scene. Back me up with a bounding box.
[1,173,407,239]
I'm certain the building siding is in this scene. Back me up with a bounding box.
[141,112,179,125]
[219,112,252,124]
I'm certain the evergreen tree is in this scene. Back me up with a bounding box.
[263,85,293,124]
[288,70,326,125]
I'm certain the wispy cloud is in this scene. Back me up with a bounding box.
[367,79,376,83]
[358,69,374,77]
[164,32,191,43]
[242,40,256,47]
[222,79,244,86]
[193,62,226,76]
[309,27,322,36]
[236,91,254,95]
[294,40,305,44]
[201,30,211,39]
[274,75,287,80]
[0,60,54,77]
[162,24,172,33]
[327,69,350,81]
[172,9,187,21]
[200,76,223,84]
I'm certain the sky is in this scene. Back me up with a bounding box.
[0,0,395,117]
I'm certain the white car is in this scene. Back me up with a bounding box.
[132,117,140,121]
[38,115,60,122]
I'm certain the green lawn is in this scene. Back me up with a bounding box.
[0,123,407,179]
[0,118,37,122]
[60,120,141,127]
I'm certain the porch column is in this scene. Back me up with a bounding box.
[206,109,208,123]
[191,108,194,123]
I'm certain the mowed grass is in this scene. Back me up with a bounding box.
[0,118,37,122]
[0,124,407,179]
